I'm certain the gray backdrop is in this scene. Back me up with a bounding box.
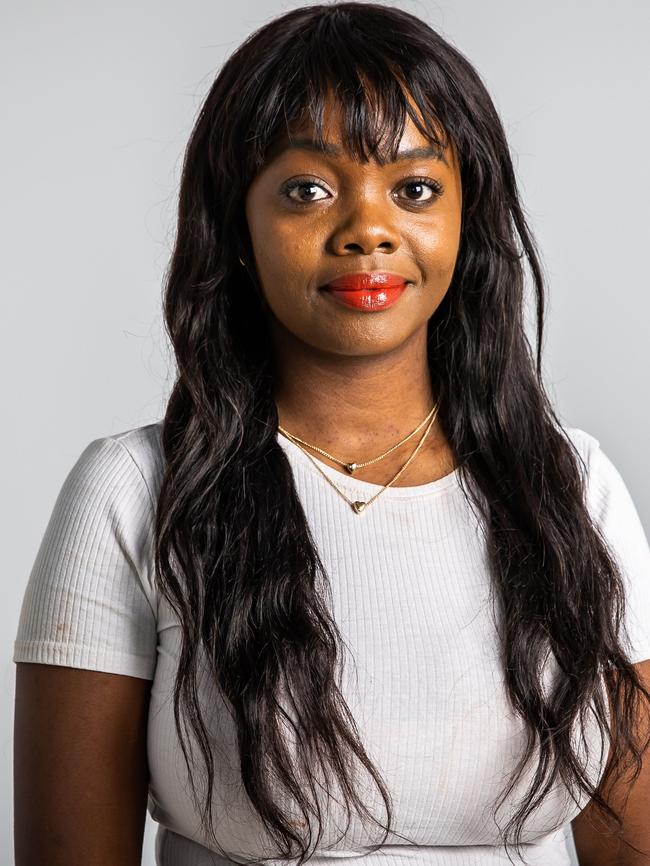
[3,2,649,864]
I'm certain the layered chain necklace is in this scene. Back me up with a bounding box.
[277,398,440,515]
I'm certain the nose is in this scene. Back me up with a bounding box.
[328,197,402,257]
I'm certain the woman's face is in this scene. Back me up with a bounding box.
[244,93,463,358]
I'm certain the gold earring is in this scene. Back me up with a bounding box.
[238,256,245,267]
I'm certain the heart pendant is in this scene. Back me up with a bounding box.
[352,500,366,514]
[345,462,358,473]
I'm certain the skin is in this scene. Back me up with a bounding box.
[14,92,649,866]
[14,663,151,865]
[244,91,463,485]
[571,661,650,865]
[247,90,650,862]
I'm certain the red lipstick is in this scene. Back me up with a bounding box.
[321,272,409,312]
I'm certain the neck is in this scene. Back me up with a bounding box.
[271,323,440,455]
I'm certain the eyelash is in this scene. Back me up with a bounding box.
[279,175,444,207]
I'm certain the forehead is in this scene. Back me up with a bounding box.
[263,87,454,170]
[266,135,450,169]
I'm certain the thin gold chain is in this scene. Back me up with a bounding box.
[277,402,438,475]
[278,400,440,515]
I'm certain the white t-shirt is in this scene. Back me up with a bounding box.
[12,421,650,866]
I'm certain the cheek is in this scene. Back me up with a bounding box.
[439,223,462,274]
[415,219,461,282]
[253,219,323,285]
[246,208,282,281]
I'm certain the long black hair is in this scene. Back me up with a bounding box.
[154,3,650,863]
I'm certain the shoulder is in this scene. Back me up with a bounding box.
[562,425,650,665]
[13,420,166,679]
[101,419,165,508]
[561,424,601,463]
[560,425,628,519]
[561,425,636,522]
[64,419,165,517]
[561,425,649,570]
[57,420,166,608]
[561,425,607,497]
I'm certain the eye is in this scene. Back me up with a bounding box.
[394,177,444,205]
[280,177,331,205]
[278,175,444,207]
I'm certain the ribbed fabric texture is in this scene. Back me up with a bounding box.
[12,422,650,866]
[12,433,158,680]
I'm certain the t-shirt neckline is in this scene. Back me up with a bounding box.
[276,430,461,499]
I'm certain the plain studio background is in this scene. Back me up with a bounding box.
[2,1,649,863]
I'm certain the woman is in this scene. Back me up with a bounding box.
[12,3,650,865]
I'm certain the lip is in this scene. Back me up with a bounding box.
[324,285,407,311]
[321,271,410,292]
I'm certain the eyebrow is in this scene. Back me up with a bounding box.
[275,137,449,167]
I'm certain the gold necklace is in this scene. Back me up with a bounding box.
[278,402,438,474]
[278,400,440,515]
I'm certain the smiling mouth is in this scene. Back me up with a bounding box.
[321,282,409,312]
[320,272,411,292]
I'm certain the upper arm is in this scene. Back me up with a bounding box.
[571,659,650,866]
[12,436,158,679]
[575,429,650,667]
[14,662,152,866]
[568,431,650,863]
[11,434,159,864]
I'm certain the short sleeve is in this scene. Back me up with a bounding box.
[573,428,650,665]
[12,435,158,680]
